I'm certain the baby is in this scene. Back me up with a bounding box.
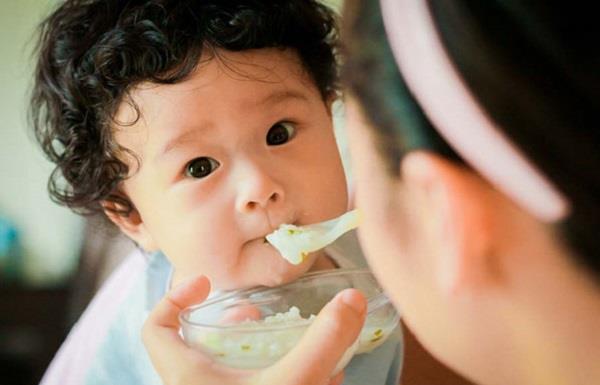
[31,1,402,385]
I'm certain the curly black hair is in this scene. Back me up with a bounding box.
[30,0,339,216]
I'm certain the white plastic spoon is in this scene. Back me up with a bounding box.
[265,209,362,264]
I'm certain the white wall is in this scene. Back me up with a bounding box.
[0,0,84,286]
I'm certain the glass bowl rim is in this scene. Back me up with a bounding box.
[179,268,395,333]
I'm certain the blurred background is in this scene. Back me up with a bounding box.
[0,1,133,384]
[0,1,472,385]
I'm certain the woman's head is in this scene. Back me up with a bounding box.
[342,0,600,383]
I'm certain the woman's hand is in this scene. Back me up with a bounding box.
[142,275,367,385]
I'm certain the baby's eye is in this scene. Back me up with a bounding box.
[185,157,220,179]
[266,122,296,146]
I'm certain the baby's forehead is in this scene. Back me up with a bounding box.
[117,48,318,120]
[112,48,323,155]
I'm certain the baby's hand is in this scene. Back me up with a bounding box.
[220,304,262,324]
[142,275,367,385]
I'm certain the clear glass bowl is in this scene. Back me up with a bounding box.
[179,268,400,371]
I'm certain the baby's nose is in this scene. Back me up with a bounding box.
[239,190,282,213]
[234,164,285,214]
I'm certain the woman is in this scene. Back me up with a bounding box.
[144,1,600,384]
[341,1,600,384]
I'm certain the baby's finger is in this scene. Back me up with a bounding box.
[268,288,366,385]
[142,275,213,378]
[220,304,262,324]
[146,275,211,329]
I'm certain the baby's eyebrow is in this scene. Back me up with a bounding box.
[254,90,310,107]
[156,90,309,160]
[158,128,210,159]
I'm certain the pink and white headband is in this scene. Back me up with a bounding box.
[379,0,570,222]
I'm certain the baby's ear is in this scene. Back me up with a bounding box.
[102,199,159,252]
[401,151,498,295]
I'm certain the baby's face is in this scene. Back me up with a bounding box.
[112,48,347,290]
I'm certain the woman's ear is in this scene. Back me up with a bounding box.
[401,151,498,295]
[325,91,339,117]
[102,199,159,252]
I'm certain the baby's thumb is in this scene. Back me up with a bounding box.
[142,275,212,371]
[266,289,367,385]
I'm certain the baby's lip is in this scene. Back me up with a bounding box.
[259,219,299,243]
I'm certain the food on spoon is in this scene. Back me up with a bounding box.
[266,209,362,264]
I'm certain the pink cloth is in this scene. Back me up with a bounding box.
[380,0,570,222]
[39,250,146,385]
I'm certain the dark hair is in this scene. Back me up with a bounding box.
[30,0,339,216]
[342,1,600,277]
[341,1,461,178]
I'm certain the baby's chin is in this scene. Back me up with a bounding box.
[246,254,316,289]
[217,240,317,291]
[214,264,310,292]
[257,261,312,287]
